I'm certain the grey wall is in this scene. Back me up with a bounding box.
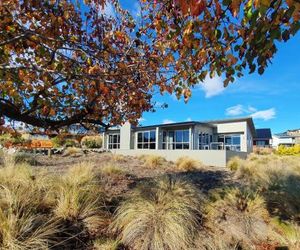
[110,149,231,167]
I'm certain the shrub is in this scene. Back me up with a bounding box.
[51,136,65,148]
[110,176,203,250]
[0,133,26,147]
[276,144,300,156]
[175,156,202,171]
[81,135,103,148]
[13,152,37,165]
[139,154,166,168]
[63,139,78,148]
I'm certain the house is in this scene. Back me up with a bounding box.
[103,117,256,167]
[253,128,272,147]
[272,129,300,148]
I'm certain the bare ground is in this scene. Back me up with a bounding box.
[34,152,236,198]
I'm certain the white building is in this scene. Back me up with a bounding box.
[103,117,256,167]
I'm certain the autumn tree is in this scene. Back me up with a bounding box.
[0,0,299,130]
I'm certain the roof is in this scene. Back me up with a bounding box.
[273,132,300,138]
[205,117,256,136]
[254,128,272,140]
[135,117,256,136]
[134,121,211,130]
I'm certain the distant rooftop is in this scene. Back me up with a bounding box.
[255,128,272,139]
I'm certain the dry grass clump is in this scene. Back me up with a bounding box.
[0,162,59,249]
[111,153,127,163]
[232,154,300,220]
[272,219,300,249]
[110,176,203,250]
[0,157,109,249]
[175,156,203,171]
[204,188,272,248]
[0,192,59,250]
[53,162,107,235]
[139,154,166,168]
[63,147,82,157]
[93,238,120,250]
[100,164,127,177]
[227,156,243,171]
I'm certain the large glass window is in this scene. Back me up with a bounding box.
[108,134,120,149]
[199,133,211,149]
[137,130,156,149]
[218,134,241,151]
[168,130,189,149]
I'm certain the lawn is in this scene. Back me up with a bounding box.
[0,149,299,250]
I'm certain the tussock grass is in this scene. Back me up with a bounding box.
[93,238,120,250]
[62,147,81,157]
[175,156,203,171]
[111,154,126,163]
[272,219,300,249]
[53,162,107,234]
[100,164,127,177]
[231,154,300,220]
[205,188,272,248]
[139,154,166,168]
[110,176,203,250]
[227,156,243,171]
[0,177,59,249]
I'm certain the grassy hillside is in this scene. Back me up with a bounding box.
[0,150,299,249]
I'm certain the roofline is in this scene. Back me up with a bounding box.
[133,121,208,130]
[205,117,256,136]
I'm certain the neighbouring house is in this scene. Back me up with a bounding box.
[103,117,256,167]
[253,128,272,147]
[272,129,300,148]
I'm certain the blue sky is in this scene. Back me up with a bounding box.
[118,1,300,134]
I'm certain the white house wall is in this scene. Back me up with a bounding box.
[214,121,248,152]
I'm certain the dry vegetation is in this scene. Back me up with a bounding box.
[0,148,300,250]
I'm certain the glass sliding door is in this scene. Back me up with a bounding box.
[217,134,241,151]
[137,130,156,149]
[167,129,189,150]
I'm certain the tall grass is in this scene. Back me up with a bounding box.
[139,154,166,168]
[110,176,203,250]
[0,157,108,249]
[175,156,203,171]
[231,154,300,221]
[205,188,272,248]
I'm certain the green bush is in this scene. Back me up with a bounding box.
[63,139,78,148]
[13,152,37,165]
[81,136,102,148]
[0,133,25,146]
[51,136,65,148]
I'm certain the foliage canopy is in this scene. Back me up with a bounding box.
[0,0,299,130]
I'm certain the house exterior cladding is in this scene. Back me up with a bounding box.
[103,117,255,167]
[272,130,300,148]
